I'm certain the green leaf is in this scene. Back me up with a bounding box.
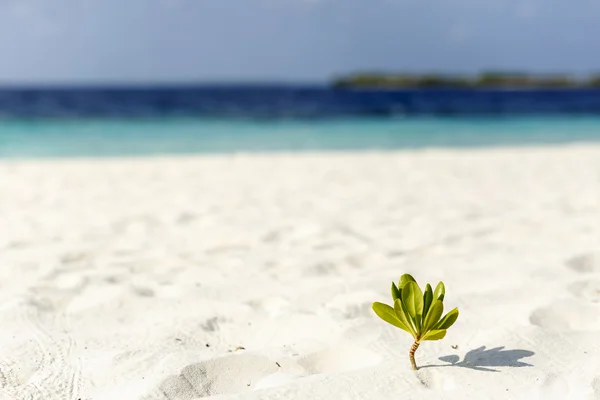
[401,281,424,327]
[399,273,416,289]
[434,281,445,301]
[423,283,433,319]
[434,307,459,330]
[421,329,447,341]
[422,300,443,333]
[372,302,413,334]
[391,282,401,302]
[393,299,417,338]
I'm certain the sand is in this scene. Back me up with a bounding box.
[1,144,600,400]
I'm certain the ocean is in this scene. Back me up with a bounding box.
[1,85,599,157]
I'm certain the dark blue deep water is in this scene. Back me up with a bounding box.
[1,86,599,157]
[1,86,600,118]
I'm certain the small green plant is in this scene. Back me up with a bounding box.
[372,274,459,370]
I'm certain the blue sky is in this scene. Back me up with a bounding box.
[0,0,599,83]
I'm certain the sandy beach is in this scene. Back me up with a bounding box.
[1,144,600,400]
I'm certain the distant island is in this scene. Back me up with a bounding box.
[331,72,600,89]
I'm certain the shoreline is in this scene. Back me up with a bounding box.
[2,141,600,163]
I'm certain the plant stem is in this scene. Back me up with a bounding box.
[409,340,420,370]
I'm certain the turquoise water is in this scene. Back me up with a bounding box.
[1,116,600,158]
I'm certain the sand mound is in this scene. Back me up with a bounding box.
[158,354,279,399]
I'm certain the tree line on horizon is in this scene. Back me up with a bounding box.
[331,72,600,89]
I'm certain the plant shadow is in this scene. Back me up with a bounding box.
[422,345,535,372]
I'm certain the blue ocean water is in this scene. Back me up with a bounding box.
[1,86,599,157]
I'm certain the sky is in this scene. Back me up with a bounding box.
[0,0,599,84]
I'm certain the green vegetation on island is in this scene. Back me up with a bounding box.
[332,72,600,89]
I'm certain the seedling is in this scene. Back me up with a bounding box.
[372,274,459,370]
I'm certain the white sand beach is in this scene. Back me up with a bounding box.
[1,145,600,400]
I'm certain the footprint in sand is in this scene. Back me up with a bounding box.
[566,253,600,274]
[529,298,600,330]
[0,300,82,400]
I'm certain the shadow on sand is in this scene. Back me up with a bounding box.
[422,345,535,372]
